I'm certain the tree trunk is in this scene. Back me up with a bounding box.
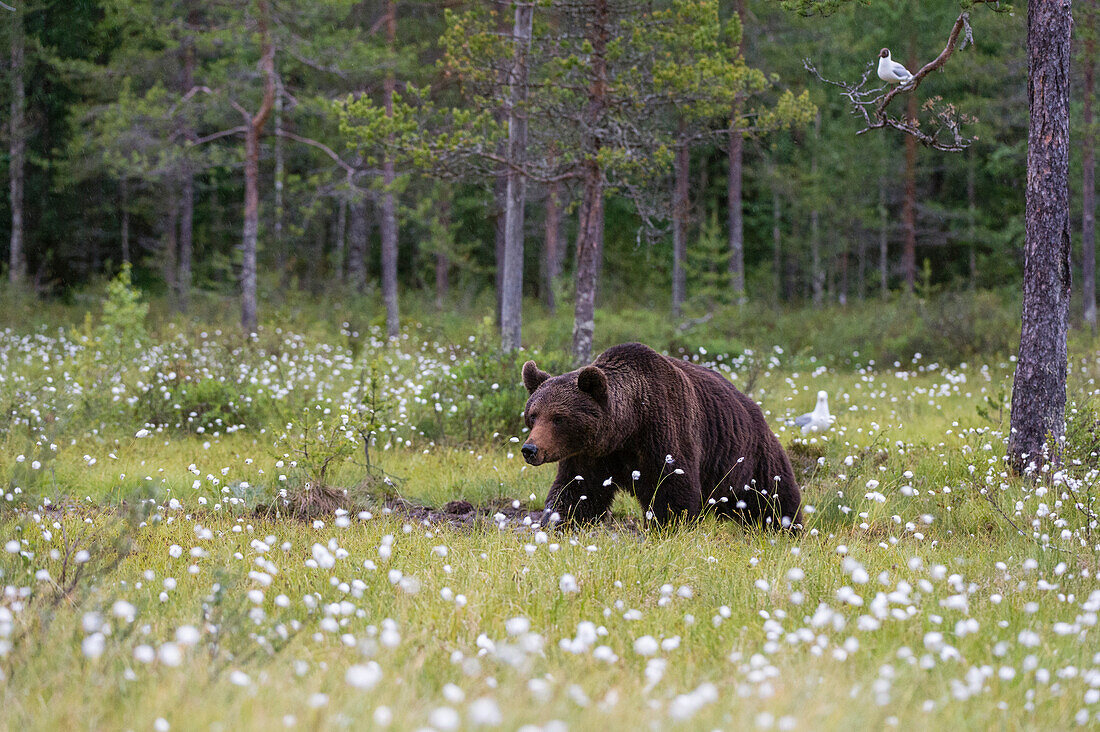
[1008,0,1072,472]
[177,14,196,313]
[772,185,782,302]
[9,3,26,286]
[727,0,746,303]
[274,87,285,254]
[379,171,399,336]
[334,190,348,283]
[543,177,563,313]
[435,191,451,311]
[492,0,510,327]
[810,114,823,307]
[574,169,604,366]
[967,146,978,289]
[493,177,506,323]
[839,244,848,306]
[672,119,689,317]
[1084,2,1097,333]
[901,43,919,293]
[879,177,889,297]
[178,163,195,313]
[241,124,261,333]
[239,0,276,334]
[164,188,179,305]
[380,0,400,339]
[120,179,131,265]
[347,195,369,293]
[728,116,745,303]
[500,2,533,352]
[572,0,609,366]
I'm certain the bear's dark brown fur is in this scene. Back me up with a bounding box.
[521,342,802,529]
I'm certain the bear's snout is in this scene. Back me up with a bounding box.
[521,442,540,464]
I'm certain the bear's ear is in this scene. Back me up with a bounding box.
[577,366,608,404]
[522,360,551,394]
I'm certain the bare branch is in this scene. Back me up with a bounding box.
[274,129,357,176]
[875,10,973,118]
[803,5,995,153]
[191,126,247,146]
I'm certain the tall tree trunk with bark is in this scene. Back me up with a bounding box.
[772,186,782,302]
[839,244,848,305]
[572,0,609,365]
[1083,1,1097,333]
[901,42,919,293]
[177,11,197,313]
[542,176,563,313]
[334,190,348,283]
[435,191,450,310]
[493,180,506,322]
[672,119,689,317]
[810,114,823,307]
[164,188,179,303]
[1008,0,1072,471]
[241,123,263,332]
[380,0,400,339]
[9,3,26,286]
[178,161,195,312]
[492,1,510,326]
[727,0,747,303]
[728,122,745,302]
[500,2,533,352]
[347,196,369,293]
[239,0,276,334]
[274,86,285,256]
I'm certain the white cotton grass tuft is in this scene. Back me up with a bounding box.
[633,635,659,656]
[467,697,503,726]
[346,661,383,690]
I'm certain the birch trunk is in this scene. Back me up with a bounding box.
[500,2,533,351]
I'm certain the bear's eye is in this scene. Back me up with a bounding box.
[551,415,564,426]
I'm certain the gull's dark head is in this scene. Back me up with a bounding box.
[879,48,890,59]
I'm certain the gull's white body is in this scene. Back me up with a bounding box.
[877,48,914,84]
[793,390,834,434]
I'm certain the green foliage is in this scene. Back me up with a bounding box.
[686,208,732,308]
[100,263,149,351]
[274,404,374,491]
[134,375,268,436]
[1064,398,1100,472]
[415,320,569,445]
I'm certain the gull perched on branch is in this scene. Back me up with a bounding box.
[793,391,834,435]
[877,48,914,85]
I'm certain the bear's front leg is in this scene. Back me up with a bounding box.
[542,465,615,525]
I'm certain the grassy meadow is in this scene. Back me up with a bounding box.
[1,285,1098,730]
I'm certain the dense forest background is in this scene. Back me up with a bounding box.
[0,1,1087,342]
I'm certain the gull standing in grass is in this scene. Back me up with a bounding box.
[794,390,834,434]
[877,48,914,85]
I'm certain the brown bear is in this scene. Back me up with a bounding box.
[521,342,802,529]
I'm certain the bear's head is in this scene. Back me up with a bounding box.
[519,360,608,466]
